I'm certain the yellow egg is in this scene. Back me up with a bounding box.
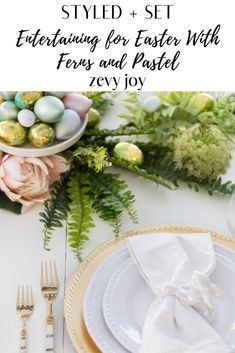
[114,142,144,165]
[29,123,55,148]
[0,121,27,146]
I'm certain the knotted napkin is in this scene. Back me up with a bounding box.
[127,233,228,353]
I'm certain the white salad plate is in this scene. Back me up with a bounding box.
[83,244,235,353]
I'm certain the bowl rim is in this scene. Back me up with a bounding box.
[0,115,88,157]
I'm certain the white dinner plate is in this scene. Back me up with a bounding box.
[83,248,130,353]
[83,243,235,353]
[103,251,235,353]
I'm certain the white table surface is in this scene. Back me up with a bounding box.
[1,93,235,353]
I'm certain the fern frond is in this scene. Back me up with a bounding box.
[70,146,111,172]
[67,172,95,259]
[110,156,176,190]
[83,125,168,138]
[40,177,68,251]
[90,172,137,236]
[187,177,235,196]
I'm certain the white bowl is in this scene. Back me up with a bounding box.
[0,115,88,157]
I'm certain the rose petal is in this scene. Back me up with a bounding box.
[46,155,69,183]
[0,154,60,208]
[0,178,22,202]
[25,157,49,175]
[2,158,26,188]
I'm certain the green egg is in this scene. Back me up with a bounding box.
[0,101,19,121]
[28,123,55,148]
[0,91,17,100]
[15,91,43,109]
[88,108,101,127]
[34,96,65,123]
[113,142,144,166]
[0,121,27,146]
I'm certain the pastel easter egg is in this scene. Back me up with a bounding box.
[29,123,55,148]
[0,101,19,121]
[45,91,67,99]
[142,96,161,113]
[18,109,36,128]
[15,91,43,109]
[62,94,91,118]
[55,109,82,140]
[113,142,144,166]
[0,91,17,100]
[87,108,101,127]
[34,96,65,123]
[0,121,27,146]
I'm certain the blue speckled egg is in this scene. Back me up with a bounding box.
[34,96,65,123]
[18,109,36,127]
[0,101,19,121]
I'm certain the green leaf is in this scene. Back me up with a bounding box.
[40,177,68,251]
[0,191,22,214]
[70,145,111,172]
[67,172,95,260]
[90,172,137,236]
[110,156,175,190]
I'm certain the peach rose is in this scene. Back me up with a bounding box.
[0,153,68,212]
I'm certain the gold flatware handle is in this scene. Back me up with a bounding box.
[17,286,34,353]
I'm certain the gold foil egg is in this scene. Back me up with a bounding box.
[28,123,55,148]
[88,108,101,127]
[113,142,144,165]
[0,121,27,146]
[15,91,43,109]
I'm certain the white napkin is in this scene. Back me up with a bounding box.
[127,233,228,353]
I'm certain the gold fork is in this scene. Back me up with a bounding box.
[41,261,59,352]
[16,285,34,353]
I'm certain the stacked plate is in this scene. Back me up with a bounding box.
[64,225,235,353]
